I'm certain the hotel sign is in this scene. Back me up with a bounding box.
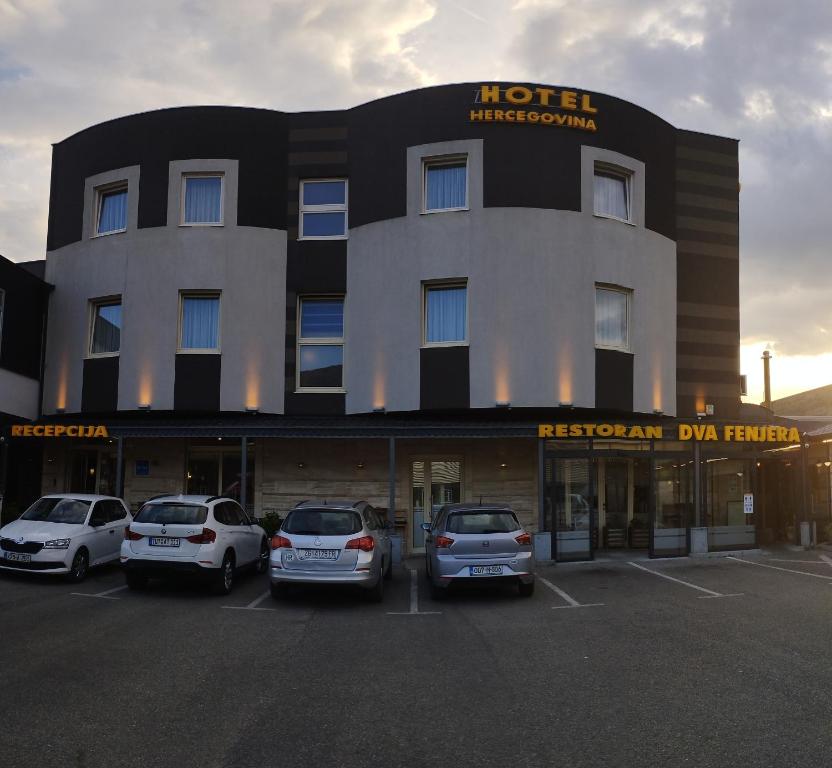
[11,424,109,438]
[538,423,802,443]
[470,84,599,132]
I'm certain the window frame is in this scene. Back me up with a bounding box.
[592,163,633,224]
[421,155,469,214]
[87,297,123,358]
[295,295,346,393]
[299,178,348,241]
[180,173,225,227]
[594,284,632,353]
[178,291,222,354]
[93,181,129,238]
[422,280,469,348]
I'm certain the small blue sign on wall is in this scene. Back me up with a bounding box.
[135,460,150,477]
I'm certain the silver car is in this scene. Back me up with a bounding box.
[269,500,393,602]
[423,503,535,599]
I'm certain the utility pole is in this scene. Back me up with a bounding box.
[762,350,772,410]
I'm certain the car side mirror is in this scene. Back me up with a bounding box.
[420,522,431,532]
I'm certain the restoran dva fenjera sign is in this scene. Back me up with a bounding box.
[538,423,802,443]
[469,84,599,132]
[11,424,109,438]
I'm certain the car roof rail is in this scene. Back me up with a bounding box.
[294,499,310,508]
[144,493,171,502]
[204,496,225,504]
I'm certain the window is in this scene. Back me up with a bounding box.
[297,297,344,390]
[89,300,122,356]
[299,179,347,239]
[595,286,631,351]
[182,174,223,225]
[423,156,467,212]
[179,293,220,352]
[0,289,5,345]
[593,164,631,221]
[424,283,467,345]
[95,184,128,235]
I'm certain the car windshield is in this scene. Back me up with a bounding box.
[134,503,208,525]
[20,497,91,525]
[446,511,520,534]
[283,509,362,536]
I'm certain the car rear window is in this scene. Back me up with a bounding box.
[446,511,520,534]
[134,503,208,525]
[20,497,91,525]
[283,509,362,536]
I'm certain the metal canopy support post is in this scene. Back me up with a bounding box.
[387,436,396,525]
[240,437,247,513]
[115,437,124,498]
[693,441,702,528]
[537,438,545,531]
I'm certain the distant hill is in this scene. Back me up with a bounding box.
[771,383,832,417]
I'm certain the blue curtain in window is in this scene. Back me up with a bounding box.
[594,173,628,219]
[301,299,344,339]
[98,190,127,234]
[92,304,122,353]
[426,164,466,210]
[181,297,219,348]
[426,286,466,343]
[184,177,222,223]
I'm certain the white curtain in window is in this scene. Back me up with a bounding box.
[98,190,127,233]
[426,164,466,210]
[595,289,628,348]
[594,173,628,219]
[182,297,219,348]
[184,177,222,223]
[426,286,466,343]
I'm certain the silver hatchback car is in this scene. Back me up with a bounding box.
[423,503,535,599]
[269,500,393,602]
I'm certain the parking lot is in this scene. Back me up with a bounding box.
[3,550,832,767]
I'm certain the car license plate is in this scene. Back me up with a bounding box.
[297,549,338,561]
[470,565,503,576]
[149,537,180,547]
[4,552,31,563]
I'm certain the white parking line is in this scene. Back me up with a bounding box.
[71,584,129,600]
[768,558,829,565]
[387,567,441,616]
[729,556,832,581]
[539,577,603,609]
[223,590,276,612]
[629,561,742,599]
[819,555,832,568]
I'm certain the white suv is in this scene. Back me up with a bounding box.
[120,495,268,595]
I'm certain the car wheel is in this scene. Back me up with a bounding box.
[68,548,89,583]
[430,581,447,601]
[255,539,269,574]
[270,581,288,600]
[212,551,235,595]
[126,572,148,590]
[518,579,535,598]
[383,555,393,581]
[366,568,384,603]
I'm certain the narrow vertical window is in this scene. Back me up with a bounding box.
[95,184,128,235]
[424,283,467,345]
[297,297,344,390]
[179,294,220,351]
[593,165,631,221]
[0,288,5,347]
[595,286,631,351]
[299,180,347,239]
[182,175,223,225]
[423,157,468,212]
[89,300,122,355]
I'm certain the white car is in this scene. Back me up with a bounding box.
[0,494,132,581]
[120,494,269,595]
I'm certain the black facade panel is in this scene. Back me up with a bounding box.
[0,256,49,380]
[174,355,221,412]
[420,347,470,410]
[595,349,634,412]
[286,245,348,295]
[81,356,119,413]
[284,392,346,416]
[677,255,739,306]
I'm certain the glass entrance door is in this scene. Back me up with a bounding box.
[603,460,629,548]
[186,446,254,514]
[411,459,462,552]
[68,449,117,495]
[545,457,594,561]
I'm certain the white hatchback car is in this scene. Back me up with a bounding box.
[0,494,131,581]
[120,494,268,594]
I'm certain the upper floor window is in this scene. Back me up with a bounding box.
[423,156,468,213]
[593,164,631,222]
[89,299,122,356]
[297,297,344,390]
[95,184,128,236]
[0,288,5,346]
[299,179,348,239]
[179,293,220,352]
[424,282,467,345]
[182,174,223,226]
[595,286,631,351]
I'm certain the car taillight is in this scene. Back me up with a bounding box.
[345,535,375,552]
[515,532,531,546]
[186,528,217,544]
[271,535,292,550]
[434,535,455,549]
[124,526,143,541]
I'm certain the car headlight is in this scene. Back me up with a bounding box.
[43,539,71,549]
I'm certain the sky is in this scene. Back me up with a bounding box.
[0,0,830,404]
